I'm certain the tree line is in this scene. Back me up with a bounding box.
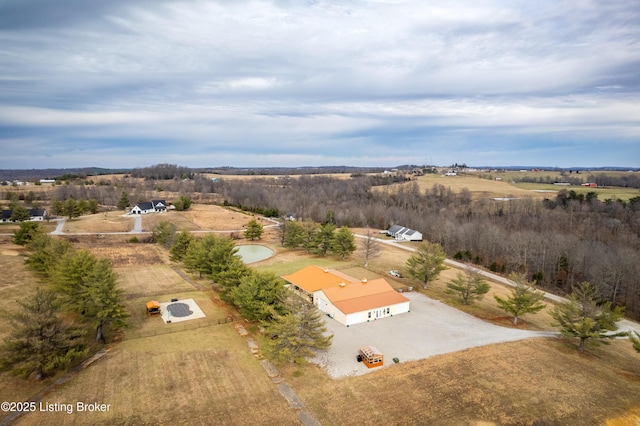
[1,224,129,380]
[166,232,332,364]
[214,176,640,321]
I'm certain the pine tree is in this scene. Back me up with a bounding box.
[445,269,491,305]
[283,220,304,249]
[9,204,31,222]
[494,274,546,325]
[314,222,336,256]
[84,259,129,342]
[332,226,357,259]
[0,288,87,380]
[13,222,44,246]
[117,191,130,210]
[231,271,287,321]
[264,296,333,364]
[244,218,264,241]
[406,241,447,288]
[152,220,176,248]
[550,282,626,352]
[170,230,194,262]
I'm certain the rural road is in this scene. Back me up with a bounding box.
[354,234,640,336]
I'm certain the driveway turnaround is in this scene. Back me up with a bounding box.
[311,292,557,379]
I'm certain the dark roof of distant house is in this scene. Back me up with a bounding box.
[1,210,11,220]
[30,209,46,217]
[151,200,166,207]
[135,202,154,210]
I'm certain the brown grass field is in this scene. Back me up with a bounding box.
[62,211,132,233]
[141,204,269,232]
[2,203,640,425]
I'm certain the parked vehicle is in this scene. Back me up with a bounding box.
[389,270,402,278]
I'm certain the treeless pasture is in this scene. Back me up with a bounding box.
[141,205,272,232]
[62,211,131,233]
[392,173,549,200]
[83,244,167,267]
[14,325,301,426]
[114,265,195,297]
[0,246,38,340]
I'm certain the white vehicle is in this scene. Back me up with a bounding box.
[389,270,402,278]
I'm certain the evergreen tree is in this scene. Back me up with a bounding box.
[244,218,264,241]
[152,220,176,248]
[9,203,30,222]
[263,296,333,364]
[406,241,447,288]
[231,271,287,321]
[300,220,319,253]
[13,222,44,246]
[63,198,82,219]
[170,230,194,262]
[117,191,130,210]
[25,235,73,277]
[283,220,304,249]
[0,288,87,380]
[52,199,64,216]
[494,274,546,325]
[445,269,491,305]
[332,226,357,259]
[83,259,129,342]
[87,199,99,214]
[314,222,336,256]
[550,282,626,352]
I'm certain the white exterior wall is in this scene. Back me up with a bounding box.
[344,301,411,326]
[315,289,410,326]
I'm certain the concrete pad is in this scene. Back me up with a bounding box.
[311,292,556,379]
[160,298,206,324]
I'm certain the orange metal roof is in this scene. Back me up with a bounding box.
[282,265,360,293]
[320,278,410,314]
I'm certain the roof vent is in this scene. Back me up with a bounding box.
[361,278,368,283]
[339,282,346,287]
[323,269,329,273]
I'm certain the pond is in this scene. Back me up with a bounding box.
[236,245,275,264]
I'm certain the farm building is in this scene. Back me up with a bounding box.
[1,208,48,223]
[129,199,167,215]
[282,265,361,302]
[386,225,422,241]
[282,266,410,326]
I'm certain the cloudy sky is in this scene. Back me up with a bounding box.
[0,0,638,169]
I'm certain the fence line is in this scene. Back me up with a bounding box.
[123,316,235,340]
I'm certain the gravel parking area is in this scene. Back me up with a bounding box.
[311,292,556,379]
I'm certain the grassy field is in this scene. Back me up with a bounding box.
[62,211,131,233]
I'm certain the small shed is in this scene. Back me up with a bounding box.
[146,300,161,316]
[360,346,384,368]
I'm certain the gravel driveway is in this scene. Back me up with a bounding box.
[311,292,557,379]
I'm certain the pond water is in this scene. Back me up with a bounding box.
[236,245,275,264]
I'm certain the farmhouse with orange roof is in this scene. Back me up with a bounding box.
[282,265,410,326]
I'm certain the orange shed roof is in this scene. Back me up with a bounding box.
[320,278,409,315]
[282,265,361,294]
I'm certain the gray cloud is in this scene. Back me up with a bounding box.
[0,0,638,168]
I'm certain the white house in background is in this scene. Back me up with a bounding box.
[129,199,167,215]
[282,265,410,326]
[1,208,48,223]
[386,225,423,241]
